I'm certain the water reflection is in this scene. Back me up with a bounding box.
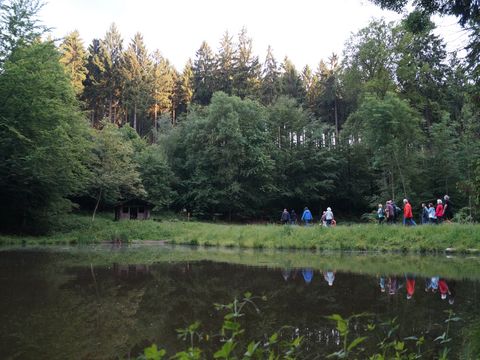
[0,248,479,359]
[301,268,313,284]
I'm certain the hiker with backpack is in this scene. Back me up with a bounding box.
[421,203,429,224]
[392,201,402,224]
[301,207,313,226]
[377,204,385,224]
[403,199,416,226]
[385,200,395,225]
[325,207,334,227]
[280,208,290,225]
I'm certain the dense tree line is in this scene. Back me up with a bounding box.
[1,0,479,233]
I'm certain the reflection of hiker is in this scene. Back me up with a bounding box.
[447,279,456,305]
[379,276,386,292]
[301,207,313,226]
[281,208,290,225]
[302,268,314,284]
[323,270,336,286]
[387,277,402,295]
[290,209,298,225]
[425,276,439,292]
[439,278,450,300]
[281,268,291,281]
[405,274,416,300]
[325,207,334,227]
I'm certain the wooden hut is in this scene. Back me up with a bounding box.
[114,199,153,221]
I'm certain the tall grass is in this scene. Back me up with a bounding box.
[1,213,479,253]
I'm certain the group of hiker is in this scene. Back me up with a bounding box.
[376,195,453,225]
[281,269,456,303]
[380,275,456,303]
[280,206,335,227]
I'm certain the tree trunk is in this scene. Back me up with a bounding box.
[391,170,395,201]
[109,93,113,123]
[133,103,137,133]
[92,189,102,222]
[154,101,158,131]
[334,97,339,146]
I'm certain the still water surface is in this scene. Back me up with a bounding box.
[1,245,479,359]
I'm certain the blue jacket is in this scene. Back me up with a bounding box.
[301,209,312,221]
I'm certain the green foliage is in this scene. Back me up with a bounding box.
[1,12,480,229]
[326,311,462,359]
[138,293,302,360]
[0,42,91,233]
[0,0,48,65]
[135,294,464,360]
[170,92,274,219]
[86,122,145,220]
[137,145,176,209]
[345,92,423,200]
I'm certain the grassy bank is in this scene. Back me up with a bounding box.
[0,213,479,253]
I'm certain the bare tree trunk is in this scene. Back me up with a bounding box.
[391,170,395,201]
[334,97,339,146]
[154,102,158,131]
[92,189,102,222]
[133,103,137,133]
[109,94,113,123]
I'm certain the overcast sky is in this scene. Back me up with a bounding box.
[38,0,467,71]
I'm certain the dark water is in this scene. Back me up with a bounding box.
[0,246,479,359]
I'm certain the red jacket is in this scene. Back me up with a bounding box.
[403,203,412,218]
[436,204,444,217]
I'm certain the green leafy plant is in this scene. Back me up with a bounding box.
[138,293,303,360]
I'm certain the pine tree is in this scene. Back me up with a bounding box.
[192,41,215,105]
[260,45,280,105]
[151,50,175,128]
[102,23,124,124]
[59,30,87,95]
[173,59,193,119]
[279,57,305,103]
[83,38,108,126]
[214,31,235,95]
[302,64,319,114]
[232,27,261,99]
[121,32,154,134]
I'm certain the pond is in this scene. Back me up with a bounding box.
[1,244,479,359]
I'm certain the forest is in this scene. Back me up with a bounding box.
[0,0,479,233]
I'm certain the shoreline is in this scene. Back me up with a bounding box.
[0,213,479,253]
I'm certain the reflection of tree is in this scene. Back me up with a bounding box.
[1,252,479,359]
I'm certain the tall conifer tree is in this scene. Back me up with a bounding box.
[192,41,215,105]
[59,30,87,95]
[260,45,280,105]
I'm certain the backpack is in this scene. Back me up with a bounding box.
[394,205,402,218]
